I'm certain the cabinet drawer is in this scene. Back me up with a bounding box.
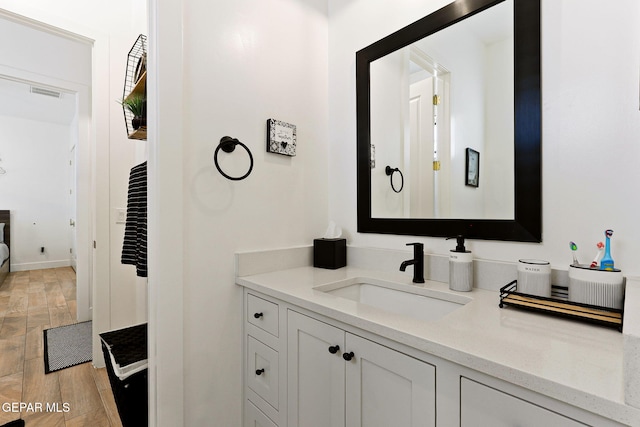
[245,399,278,427]
[248,294,279,337]
[460,377,585,426]
[247,335,279,410]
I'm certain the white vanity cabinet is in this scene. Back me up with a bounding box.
[242,287,630,427]
[287,310,436,427]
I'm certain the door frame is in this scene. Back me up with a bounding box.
[147,0,186,424]
[69,143,77,271]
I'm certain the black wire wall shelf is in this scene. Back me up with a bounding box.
[122,34,147,140]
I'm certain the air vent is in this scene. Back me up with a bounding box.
[30,86,62,98]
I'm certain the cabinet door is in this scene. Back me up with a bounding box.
[247,335,279,410]
[288,310,345,427]
[245,400,278,427]
[345,333,436,427]
[460,377,586,427]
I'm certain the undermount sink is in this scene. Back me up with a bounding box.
[314,277,471,322]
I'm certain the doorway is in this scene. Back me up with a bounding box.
[0,76,80,273]
[0,73,91,319]
[0,10,99,347]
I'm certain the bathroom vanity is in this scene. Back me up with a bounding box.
[237,247,640,427]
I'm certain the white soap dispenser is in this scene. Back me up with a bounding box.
[447,235,473,292]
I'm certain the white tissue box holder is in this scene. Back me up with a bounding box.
[568,265,624,309]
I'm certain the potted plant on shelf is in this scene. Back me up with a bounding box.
[119,94,146,130]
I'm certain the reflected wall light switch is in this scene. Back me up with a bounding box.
[370,144,376,168]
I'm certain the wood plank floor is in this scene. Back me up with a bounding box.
[0,268,123,427]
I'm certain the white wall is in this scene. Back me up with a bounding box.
[0,115,72,270]
[329,0,640,276]
[483,37,514,218]
[171,0,329,424]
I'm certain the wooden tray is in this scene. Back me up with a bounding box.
[499,281,623,331]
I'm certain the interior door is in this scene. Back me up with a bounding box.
[408,77,435,217]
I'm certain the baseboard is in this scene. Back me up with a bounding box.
[11,259,72,271]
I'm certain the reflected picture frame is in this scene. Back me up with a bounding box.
[465,148,479,187]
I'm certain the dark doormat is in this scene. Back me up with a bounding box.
[1,420,25,427]
[43,321,92,373]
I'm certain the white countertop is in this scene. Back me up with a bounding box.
[237,265,640,426]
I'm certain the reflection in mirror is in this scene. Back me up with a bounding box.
[356,0,541,242]
[370,0,514,219]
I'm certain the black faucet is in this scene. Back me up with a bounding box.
[400,242,425,283]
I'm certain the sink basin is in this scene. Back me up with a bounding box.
[314,277,471,322]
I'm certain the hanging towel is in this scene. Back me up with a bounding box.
[122,161,147,277]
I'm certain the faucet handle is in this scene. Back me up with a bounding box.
[406,242,424,256]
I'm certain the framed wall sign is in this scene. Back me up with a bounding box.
[465,148,479,187]
[267,119,297,156]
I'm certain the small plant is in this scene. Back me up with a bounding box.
[118,94,146,130]
[119,93,146,117]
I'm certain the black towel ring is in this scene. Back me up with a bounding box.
[214,136,254,181]
[385,166,404,193]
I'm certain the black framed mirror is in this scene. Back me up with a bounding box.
[356,0,541,242]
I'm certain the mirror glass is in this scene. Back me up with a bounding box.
[357,0,541,242]
[370,0,513,219]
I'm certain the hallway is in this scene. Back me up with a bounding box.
[0,268,122,426]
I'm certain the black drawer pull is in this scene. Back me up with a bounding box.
[255,368,265,375]
[342,351,355,361]
[328,345,340,354]
[253,312,263,319]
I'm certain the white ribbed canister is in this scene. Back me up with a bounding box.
[568,265,624,309]
[517,259,551,297]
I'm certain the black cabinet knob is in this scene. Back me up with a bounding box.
[255,368,265,375]
[328,345,340,354]
[342,351,355,361]
[253,312,263,319]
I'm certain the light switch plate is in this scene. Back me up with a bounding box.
[116,208,126,224]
